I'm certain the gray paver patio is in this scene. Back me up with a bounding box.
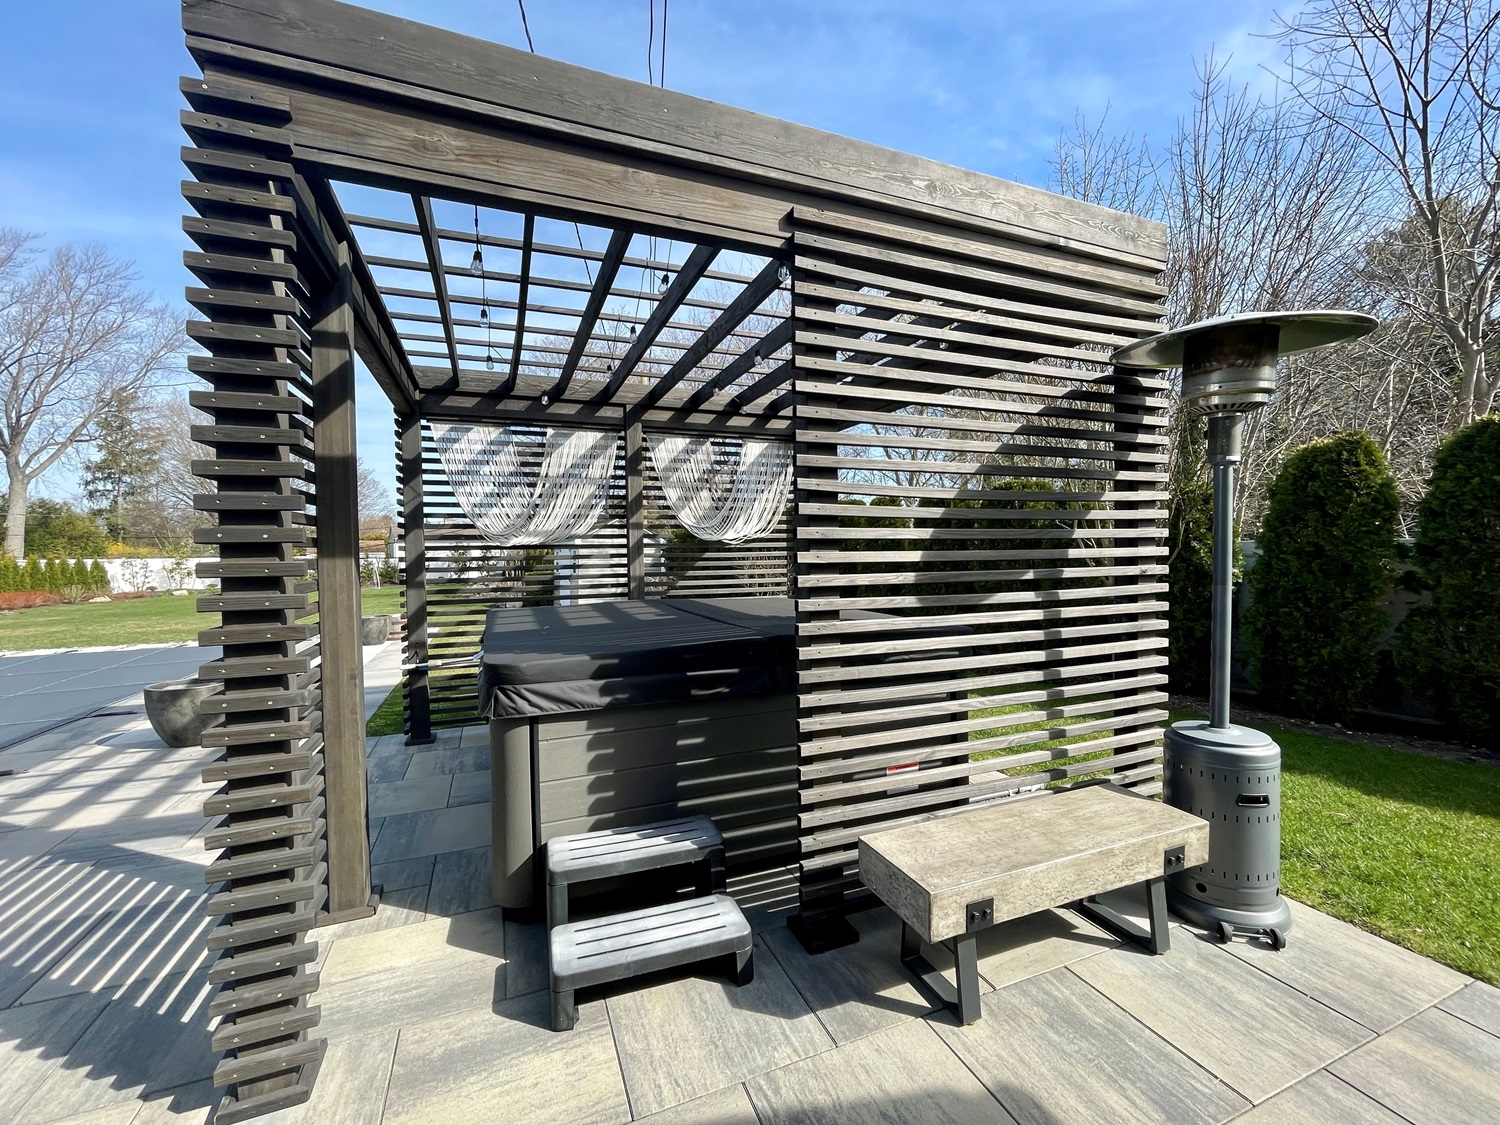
[1,679,1495,1125]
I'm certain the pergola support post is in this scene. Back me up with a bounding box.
[399,412,435,744]
[625,409,646,599]
[311,243,375,921]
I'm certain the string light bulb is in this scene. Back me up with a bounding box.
[479,306,489,321]
[469,246,484,275]
[658,272,670,292]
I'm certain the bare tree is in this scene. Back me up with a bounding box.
[0,233,184,556]
[1277,0,1500,424]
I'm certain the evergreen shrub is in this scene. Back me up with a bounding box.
[89,559,111,593]
[23,556,45,591]
[1396,414,1500,742]
[1245,430,1399,721]
[1167,469,1216,695]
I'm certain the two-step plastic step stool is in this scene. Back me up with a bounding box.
[545,814,753,1031]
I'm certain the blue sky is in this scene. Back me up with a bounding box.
[2,0,1287,503]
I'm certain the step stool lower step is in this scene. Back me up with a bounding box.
[549,893,752,1032]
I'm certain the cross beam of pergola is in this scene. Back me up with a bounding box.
[177,1,1169,1120]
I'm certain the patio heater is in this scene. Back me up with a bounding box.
[1112,310,1376,947]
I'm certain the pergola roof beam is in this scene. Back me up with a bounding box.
[347,210,762,286]
[548,227,633,399]
[638,256,787,409]
[599,242,717,399]
[678,316,794,412]
[413,195,461,386]
[732,358,797,408]
[507,214,534,390]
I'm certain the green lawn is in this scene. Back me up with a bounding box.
[0,585,404,651]
[1173,709,1500,985]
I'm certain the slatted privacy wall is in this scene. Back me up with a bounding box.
[789,208,1172,931]
[181,76,334,1122]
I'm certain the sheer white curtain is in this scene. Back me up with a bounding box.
[430,423,617,545]
[648,434,792,544]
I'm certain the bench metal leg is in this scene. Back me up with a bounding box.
[1074,875,1171,955]
[547,880,569,930]
[731,946,754,987]
[550,987,577,1032]
[899,922,984,1025]
[954,933,981,1025]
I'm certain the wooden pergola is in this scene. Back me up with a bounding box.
[179,0,1171,1118]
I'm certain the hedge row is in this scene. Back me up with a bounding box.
[0,556,111,596]
[1212,417,1499,741]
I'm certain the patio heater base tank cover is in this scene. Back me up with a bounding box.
[1162,720,1292,936]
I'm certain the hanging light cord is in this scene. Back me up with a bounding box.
[514,0,593,284]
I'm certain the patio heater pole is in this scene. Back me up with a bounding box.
[1207,412,1241,731]
[1113,310,1377,948]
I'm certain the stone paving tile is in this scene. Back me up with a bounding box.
[973,906,1119,991]
[256,1028,398,1125]
[427,847,494,917]
[369,855,435,894]
[0,991,113,1125]
[608,934,835,1118]
[369,803,490,864]
[748,1018,1017,1125]
[1229,1070,1410,1125]
[368,776,452,819]
[382,992,629,1125]
[446,769,490,807]
[1220,898,1468,1033]
[634,1084,760,1125]
[935,967,1249,1125]
[1071,930,1372,1103]
[403,743,488,779]
[761,905,937,1045]
[321,907,505,985]
[15,971,216,1124]
[1439,979,1500,1037]
[1330,1007,1500,1125]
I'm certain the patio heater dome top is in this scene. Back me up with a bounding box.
[1109,309,1378,370]
[1110,309,1377,416]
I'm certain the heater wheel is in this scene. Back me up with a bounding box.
[1269,927,1288,951]
[1217,921,1235,944]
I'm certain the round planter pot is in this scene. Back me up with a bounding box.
[361,615,393,646]
[144,678,219,748]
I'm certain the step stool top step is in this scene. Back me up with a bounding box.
[546,815,723,885]
[551,893,750,991]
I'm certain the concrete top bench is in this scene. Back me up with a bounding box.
[857,784,1210,1023]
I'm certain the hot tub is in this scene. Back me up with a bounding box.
[480,598,799,909]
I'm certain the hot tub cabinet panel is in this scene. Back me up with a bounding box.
[491,693,797,909]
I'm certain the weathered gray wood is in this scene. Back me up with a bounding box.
[1329,1008,1500,1125]
[625,411,645,599]
[183,0,1165,258]
[398,413,432,743]
[858,786,1207,943]
[413,195,460,386]
[601,243,719,398]
[549,227,631,399]
[311,242,372,920]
